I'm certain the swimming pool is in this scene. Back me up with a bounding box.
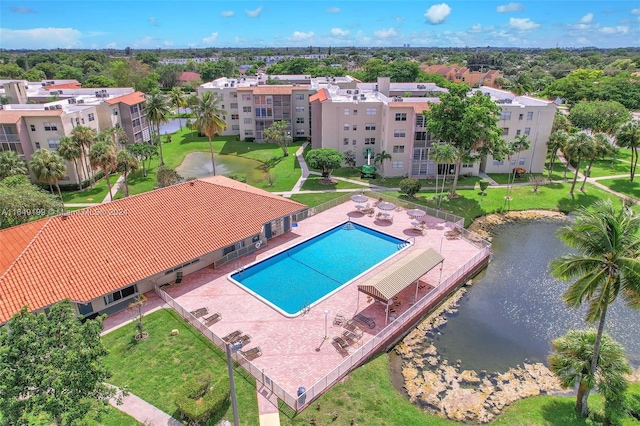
[229,222,409,317]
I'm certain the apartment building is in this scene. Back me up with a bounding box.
[421,64,503,88]
[102,92,151,144]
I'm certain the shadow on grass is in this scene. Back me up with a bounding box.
[603,179,640,199]
[556,191,602,212]
[540,399,590,426]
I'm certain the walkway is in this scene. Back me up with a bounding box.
[109,385,183,426]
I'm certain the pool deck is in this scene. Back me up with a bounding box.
[104,197,488,408]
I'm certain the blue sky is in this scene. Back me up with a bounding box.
[1,1,639,50]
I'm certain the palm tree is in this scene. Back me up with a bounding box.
[115,150,138,197]
[193,91,226,175]
[430,143,457,208]
[70,126,97,185]
[563,132,595,195]
[549,328,632,417]
[0,151,28,180]
[508,73,533,96]
[505,135,530,200]
[580,133,616,192]
[89,141,117,202]
[144,92,170,166]
[57,136,83,191]
[547,130,569,180]
[615,120,640,182]
[168,87,186,129]
[373,150,392,180]
[103,126,129,149]
[550,200,640,416]
[29,149,67,200]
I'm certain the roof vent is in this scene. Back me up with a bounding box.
[61,212,70,220]
[189,181,195,186]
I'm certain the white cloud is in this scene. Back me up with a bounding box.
[600,26,628,34]
[424,3,451,25]
[220,11,234,17]
[291,31,314,41]
[577,37,590,45]
[496,3,523,13]
[245,6,263,18]
[10,6,35,13]
[469,23,483,32]
[326,7,340,13]
[331,27,349,37]
[148,16,159,26]
[631,8,640,14]
[163,40,174,46]
[202,32,219,44]
[579,13,594,23]
[374,28,397,38]
[0,27,82,49]
[509,17,540,31]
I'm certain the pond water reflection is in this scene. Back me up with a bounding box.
[175,151,265,183]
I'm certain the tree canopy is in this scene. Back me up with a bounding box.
[263,120,293,157]
[306,148,343,179]
[0,300,117,425]
[0,175,62,229]
[568,100,631,135]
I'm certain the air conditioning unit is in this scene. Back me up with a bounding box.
[353,95,358,100]
[44,106,50,110]
[347,90,352,94]
[224,83,229,87]
[77,99,85,104]
[360,94,366,99]
[68,99,76,104]
[354,90,359,94]
[58,90,63,94]
[55,105,62,110]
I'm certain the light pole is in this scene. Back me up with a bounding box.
[226,341,243,426]
[324,309,329,339]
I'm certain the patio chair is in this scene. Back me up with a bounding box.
[204,312,221,326]
[236,334,251,346]
[332,336,350,354]
[361,203,374,215]
[411,222,426,235]
[353,313,376,329]
[344,319,362,335]
[223,330,242,343]
[190,307,208,318]
[241,346,262,360]
[333,313,346,326]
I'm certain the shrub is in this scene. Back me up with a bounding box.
[399,178,422,198]
[227,173,247,183]
[175,374,231,425]
[478,179,489,195]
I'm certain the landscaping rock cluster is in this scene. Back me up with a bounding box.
[467,210,567,241]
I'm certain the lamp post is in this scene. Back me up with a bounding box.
[226,341,243,426]
[324,309,329,339]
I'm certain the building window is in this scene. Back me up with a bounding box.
[295,94,305,100]
[296,117,305,124]
[344,108,350,116]
[462,163,473,168]
[365,137,375,145]
[352,139,357,146]
[232,124,239,131]
[35,142,41,149]
[295,106,305,112]
[30,124,36,131]
[104,284,138,305]
[231,114,239,120]
[88,113,95,122]
[353,109,358,116]
[243,106,252,113]
[527,112,534,120]
[230,103,238,109]
[352,125,357,131]
[343,124,349,131]
[343,138,349,145]
[519,157,526,165]
[43,122,58,131]
[416,115,425,127]
[112,108,119,116]
[243,118,252,124]
[502,128,509,136]
[365,108,377,115]
[365,123,376,131]
[493,159,504,165]
[394,129,406,138]
[296,129,305,135]
[244,130,253,136]
[392,161,404,169]
[519,113,524,120]
[393,145,405,153]
[516,129,521,135]
[48,139,60,149]
[500,111,512,120]
[524,127,531,135]
[242,94,251,101]
[395,113,407,121]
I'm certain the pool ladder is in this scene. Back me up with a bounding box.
[235,261,245,274]
[343,220,355,230]
[397,237,414,250]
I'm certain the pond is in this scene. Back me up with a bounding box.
[158,118,183,135]
[175,151,265,183]
[422,220,640,372]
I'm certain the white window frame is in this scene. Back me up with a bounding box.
[393,129,406,138]
[365,123,376,131]
[500,111,511,120]
[392,161,404,169]
[365,107,377,116]
[394,113,407,121]
[392,145,405,153]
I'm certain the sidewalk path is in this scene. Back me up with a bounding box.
[102,174,125,203]
[110,385,183,426]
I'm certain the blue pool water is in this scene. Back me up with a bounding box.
[229,222,407,316]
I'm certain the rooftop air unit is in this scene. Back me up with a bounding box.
[68,99,76,104]
[347,90,352,94]
[224,83,229,87]
[354,90,359,94]
[55,105,62,109]
[44,106,50,110]
[77,99,85,104]
[353,95,358,101]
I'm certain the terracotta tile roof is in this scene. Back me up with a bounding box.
[104,91,146,106]
[0,176,306,323]
[389,102,431,114]
[236,86,299,95]
[43,82,81,90]
[309,88,328,103]
[179,72,201,82]
[0,109,63,123]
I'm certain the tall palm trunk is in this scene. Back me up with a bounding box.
[104,169,112,202]
[548,151,556,180]
[631,149,637,182]
[54,179,63,202]
[123,171,130,197]
[581,158,595,192]
[576,373,590,416]
[140,158,147,177]
[570,155,582,195]
[208,137,217,176]
[156,124,164,166]
[450,157,462,197]
[72,158,82,191]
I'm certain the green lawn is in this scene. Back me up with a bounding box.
[61,174,120,204]
[280,352,638,426]
[301,174,366,191]
[381,182,622,226]
[585,157,631,178]
[290,192,346,207]
[114,129,303,198]
[102,309,259,426]
[595,177,640,200]
[101,407,142,426]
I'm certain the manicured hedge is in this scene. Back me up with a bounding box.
[175,373,230,425]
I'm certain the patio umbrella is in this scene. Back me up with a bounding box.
[377,201,396,211]
[406,209,426,219]
[350,194,368,203]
